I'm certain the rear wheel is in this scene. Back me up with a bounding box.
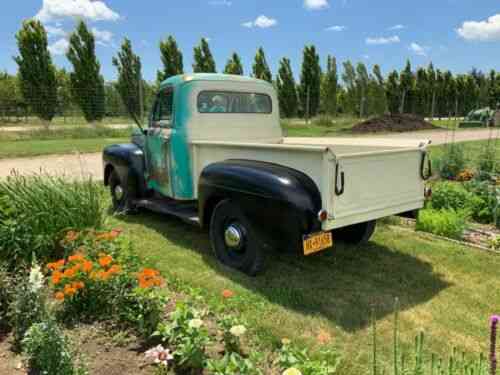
[209,200,264,276]
[109,170,135,213]
[333,220,376,245]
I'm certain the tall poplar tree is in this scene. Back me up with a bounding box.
[14,20,57,126]
[67,21,105,123]
[399,60,414,114]
[341,60,357,115]
[157,35,183,82]
[321,55,338,116]
[113,38,144,124]
[371,64,387,115]
[224,52,244,75]
[192,38,216,73]
[252,47,272,82]
[299,45,321,117]
[276,57,298,118]
[386,70,400,114]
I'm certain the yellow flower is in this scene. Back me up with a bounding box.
[283,368,302,375]
[281,338,291,346]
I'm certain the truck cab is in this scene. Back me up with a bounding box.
[104,73,430,275]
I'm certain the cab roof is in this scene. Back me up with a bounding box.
[159,73,273,90]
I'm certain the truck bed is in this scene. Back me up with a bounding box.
[190,137,429,231]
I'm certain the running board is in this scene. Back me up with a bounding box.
[133,198,200,226]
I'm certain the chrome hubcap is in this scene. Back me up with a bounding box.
[224,224,243,249]
[114,185,124,201]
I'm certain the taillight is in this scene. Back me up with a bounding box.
[318,209,328,222]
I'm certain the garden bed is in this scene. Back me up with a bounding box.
[352,114,437,133]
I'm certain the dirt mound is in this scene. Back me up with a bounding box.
[352,114,438,133]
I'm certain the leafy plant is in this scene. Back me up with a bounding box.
[8,267,47,345]
[430,182,472,211]
[439,144,466,180]
[488,236,500,251]
[218,315,247,354]
[278,340,340,375]
[22,319,87,375]
[0,174,105,269]
[476,145,499,180]
[207,352,263,375]
[464,180,500,225]
[415,208,467,240]
[0,264,12,330]
[155,303,210,370]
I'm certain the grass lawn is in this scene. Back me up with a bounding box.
[0,137,129,159]
[109,211,499,374]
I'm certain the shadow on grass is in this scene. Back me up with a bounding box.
[117,211,450,332]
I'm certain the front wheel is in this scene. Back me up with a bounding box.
[333,220,376,245]
[109,170,135,213]
[209,200,264,276]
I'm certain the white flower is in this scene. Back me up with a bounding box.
[188,318,204,329]
[29,263,44,292]
[283,368,302,375]
[144,345,173,367]
[229,324,247,337]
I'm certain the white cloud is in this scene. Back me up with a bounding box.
[457,14,500,42]
[366,35,400,45]
[362,54,370,60]
[325,25,346,32]
[409,42,428,56]
[388,24,405,30]
[304,0,329,10]
[242,15,277,29]
[45,25,67,38]
[36,0,120,23]
[48,38,69,55]
[91,27,113,44]
[208,0,232,5]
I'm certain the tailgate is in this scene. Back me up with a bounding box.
[325,148,426,230]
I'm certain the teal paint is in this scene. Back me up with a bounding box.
[170,81,194,199]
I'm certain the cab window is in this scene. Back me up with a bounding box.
[197,91,272,114]
[152,89,174,127]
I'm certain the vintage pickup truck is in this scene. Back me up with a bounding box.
[103,73,431,275]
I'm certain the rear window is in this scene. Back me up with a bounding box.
[197,91,272,114]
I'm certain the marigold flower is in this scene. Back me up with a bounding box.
[222,289,235,299]
[98,255,113,268]
[51,271,62,285]
[63,268,76,278]
[82,260,93,273]
[98,270,111,281]
[73,281,85,290]
[64,284,77,296]
[141,268,159,277]
[68,253,85,262]
[55,292,65,301]
[48,259,65,271]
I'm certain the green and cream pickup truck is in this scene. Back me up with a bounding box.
[103,73,431,275]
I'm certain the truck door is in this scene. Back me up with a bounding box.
[145,86,174,197]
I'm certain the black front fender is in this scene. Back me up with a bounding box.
[198,159,322,251]
[102,143,146,196]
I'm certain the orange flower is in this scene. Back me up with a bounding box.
[64,284,77,296]
[141,268,159,277]
[73,281,85,290]
[222,289,235,299]
[316,329,332,345]
[51,271,63,285]
[137,268,164,289]
[68,253,85,262]
[47,259,65,271]
[98,270,111,281]
[63,268,76,278]
[108,265,121,275]
[98,255,113,268]
[82,260,93,273]
[55,292,65,301]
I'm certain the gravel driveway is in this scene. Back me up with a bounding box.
[0,128,498,180]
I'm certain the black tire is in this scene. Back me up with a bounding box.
[209,200,264,276]
[333,220,377,245]
[109,170,135,213]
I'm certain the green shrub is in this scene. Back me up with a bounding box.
[476,145,499,179]
[278,340,340,375]
[431,182,472,211]
[22,319,87,375]
[0,174,105,269]
[464,180,500,225]
[439,144,466,179]
[415,208,467,240]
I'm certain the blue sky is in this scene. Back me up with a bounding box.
[1,0,499,82]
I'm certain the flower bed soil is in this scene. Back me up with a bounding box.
[352,114,438,133]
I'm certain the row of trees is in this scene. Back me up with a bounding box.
[3,20,500,127]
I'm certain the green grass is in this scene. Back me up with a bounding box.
[109,212,500,375]
[0,138,129,159]
[0,116,134,128]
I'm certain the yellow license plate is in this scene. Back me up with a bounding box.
[303,232,333,255]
